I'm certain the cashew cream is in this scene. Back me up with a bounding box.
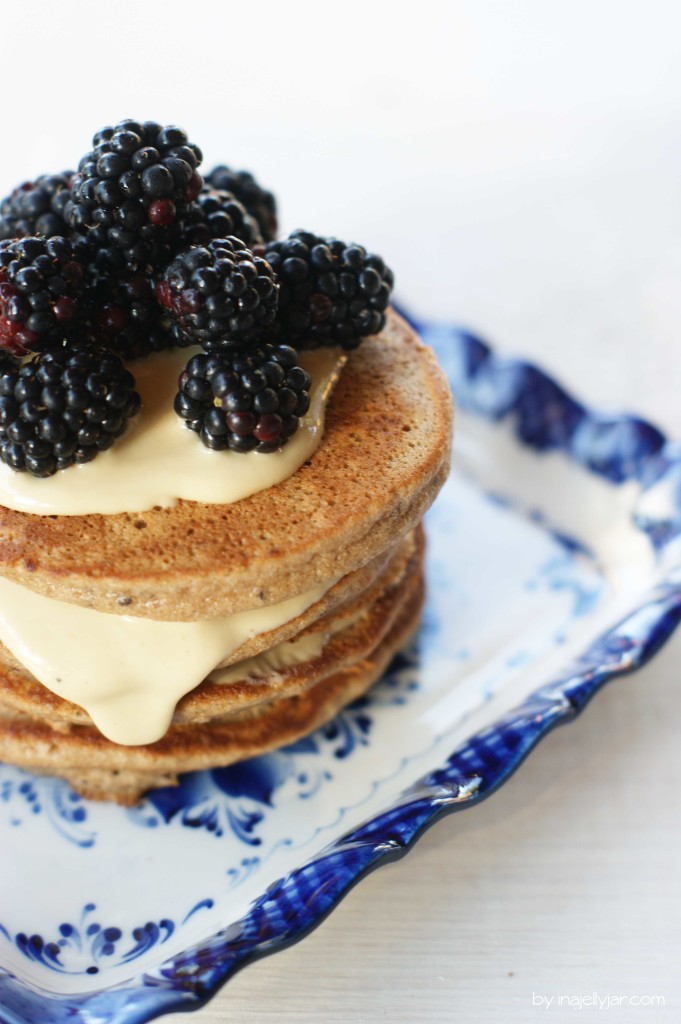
[208,631,329,686]
[0,573,331,746]
[0,346,345,516]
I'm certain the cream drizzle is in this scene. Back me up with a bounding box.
[0,573,331,746]
[0,346,345,516]
[208,632,329,687]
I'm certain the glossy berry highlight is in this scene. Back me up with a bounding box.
[265,230,394,350]
[0,236,86,356]
[158,237,278,352]
[175,342,310,452]
[0,340,141,476]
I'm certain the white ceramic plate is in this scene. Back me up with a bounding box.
[1,313,680,1023]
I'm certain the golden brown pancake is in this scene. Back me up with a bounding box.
[0,530,407,686]
[0,527,423,728]
[0,311,452,620]
[0,310,452,804]
[0,552,424,804]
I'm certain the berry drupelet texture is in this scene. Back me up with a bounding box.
[0,236,86,356]
[175,342,310,453]
[89,271,173,360]
[0,114,401,472]
[157,237,279,352]
[66,119,203,275]
[265,230,394,350]
[0,340,141,477]
[207,166,277,242]
[0,172,74,242]
[181,188,262,248]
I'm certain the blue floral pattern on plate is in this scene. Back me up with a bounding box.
[1,308,680,1024]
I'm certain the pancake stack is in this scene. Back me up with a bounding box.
[0,311,452,803]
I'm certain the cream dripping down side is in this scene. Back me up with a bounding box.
[207,632,329,687]
[206,603,367,687]
[0,573,332,746]
[0,346,346,515]
[0,345,345,743]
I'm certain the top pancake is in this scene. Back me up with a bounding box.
[0,311,452,620]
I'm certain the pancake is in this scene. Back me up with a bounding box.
[0,531,405,687]
[0,527,423,728]
[0,310,452,620]
[0,307,452,803]
[0,551,425,804]
[0,527,422,728]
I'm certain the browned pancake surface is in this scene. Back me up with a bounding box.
[0,528,423,727]
[0,312,451,619]
[0,566,424,804]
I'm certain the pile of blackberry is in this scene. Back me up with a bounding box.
[0,117,394,476]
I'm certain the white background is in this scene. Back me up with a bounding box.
[2,2,681,1020]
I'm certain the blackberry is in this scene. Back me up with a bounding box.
[265,230,394,350]
[0,236,86,356]
[207,166,277,241]
[0,340,141,477]
[175,342,310,453]
[90,271,173,360]
[66,119,203,274]
[181,188,262,248]
[157,237,278,352]
[0,172,74,241]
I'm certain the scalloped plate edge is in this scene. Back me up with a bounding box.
[2,312,681,1024]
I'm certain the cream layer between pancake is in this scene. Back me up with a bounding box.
[0,573,333,746]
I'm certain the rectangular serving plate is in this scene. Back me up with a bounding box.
[1,315,680,1023]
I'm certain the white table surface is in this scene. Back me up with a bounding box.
[2,2,680,1020]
